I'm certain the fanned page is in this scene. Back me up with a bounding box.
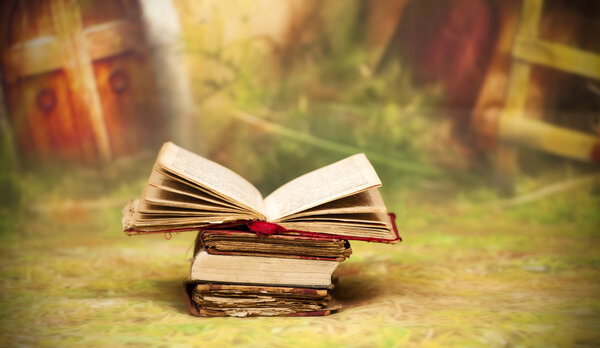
[124,142,266,233]
[147,166,239,209]
[271,177,397,241]
[279,188,387,220]
[264,154,382,221]
[278,211,396,240]
[157,142,266,219]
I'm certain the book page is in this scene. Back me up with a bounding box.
[147,169,239,209]
[264,154,381,221]
[156,142,266,218]
[278,188,387,220]
[143,185,243,213]
[277,221,396,240]
[191,250,338,287]
[284,212,391,225]
[138,201,233,216]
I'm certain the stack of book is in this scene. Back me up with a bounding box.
[123,142,400,317]
[182,227,351,316]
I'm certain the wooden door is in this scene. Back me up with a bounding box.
[1,0,162,164]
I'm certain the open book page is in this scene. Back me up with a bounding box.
[278,188,387,220]
[264,154,382,221]
[139,186,256,225]
[278,211,396,240]
[142,185,241,213]
[138,201,237,216]
[156,142,266,219]
[133,214,247,226]
[278,223,395,240]
[284,212,391,224]
[282,212,392,231]
[123,198,249,233]
[147,169,239,209]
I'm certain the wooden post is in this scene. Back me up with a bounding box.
[50,0,112,162]
[499,116,600,162]
[494,0,544,195]
[513,36,600,80]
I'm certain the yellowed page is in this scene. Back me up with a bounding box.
[264,154,381,221]
[125,199,248,231]
[147,169,238,209]
[142,185,250,214]
[277,222,395,240]
[190,251,338,287]
[157,142,266,218]
[133,215,246,226]
[138,201,232,216]
[278,188,387,220]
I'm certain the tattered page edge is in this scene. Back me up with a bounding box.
[182,281,340,317]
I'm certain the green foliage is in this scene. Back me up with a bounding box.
[0,132,22,238]
[505,185,600,227]
[181,3,440,195]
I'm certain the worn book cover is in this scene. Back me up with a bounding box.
[194,228,352,261]
[183,282,341,317]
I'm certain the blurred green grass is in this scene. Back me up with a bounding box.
[1,162,599,347]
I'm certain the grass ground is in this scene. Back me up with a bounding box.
[3,2,599,345]
[1,164,599,347]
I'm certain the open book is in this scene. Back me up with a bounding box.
[123,142,399,242]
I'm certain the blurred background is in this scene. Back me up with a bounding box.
[1,0,599,346]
